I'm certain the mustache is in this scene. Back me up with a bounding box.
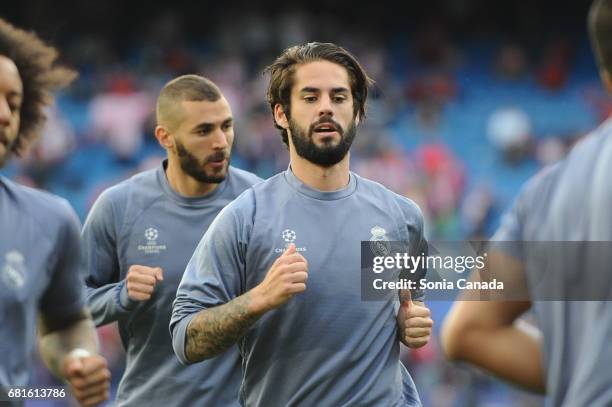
[205,150,229,163]
[0,131,7,147]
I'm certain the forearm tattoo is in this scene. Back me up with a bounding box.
[185,292,261,362]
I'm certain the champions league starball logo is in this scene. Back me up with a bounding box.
[282,229,297,244]
[144,227,159,242]
[138,227,166,254]
[274,229,307,253]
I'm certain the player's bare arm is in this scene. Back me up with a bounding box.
[441,252,545,393]
[185,290,261,362]
[38,308,111,406]
[185,244,308,362]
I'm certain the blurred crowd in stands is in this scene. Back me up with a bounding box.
[5,1,607,405]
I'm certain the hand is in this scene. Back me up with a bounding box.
[251,244,308,313]
[62,351,111,407]
[397,295,433,348]
[126,265,163,301]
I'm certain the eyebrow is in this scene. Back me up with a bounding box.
[191,117,233,132]
[299,87,350,94]
[191,122,215,133]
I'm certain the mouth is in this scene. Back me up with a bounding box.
[207,153,228,169]
[312,123,340,138]
[208,159,226,168]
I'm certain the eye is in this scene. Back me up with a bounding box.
[222,122,233,130]
[304,96,317,103]
[196,128,212,136]
[333,95,347,103]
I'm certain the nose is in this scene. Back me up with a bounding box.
[0,97,11,127]
[317,95,334,117]
[211,127,229,150]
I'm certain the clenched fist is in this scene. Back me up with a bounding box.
[397,294,433,348]
[251,243,308,313]
[126,265,164,302]
[62,351,111,407]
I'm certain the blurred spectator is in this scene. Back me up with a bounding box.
[21,105,76,187]
[461,185,498,239]
[494,43,528,79]
[537,39,573,91]
[487,106,533,164]
[416,143,465,238]
[535,136,567,166]
[89,73,153,161]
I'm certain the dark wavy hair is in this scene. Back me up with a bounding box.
[589,0,612,77]
[265,42,374,146]
[0,18,76,156]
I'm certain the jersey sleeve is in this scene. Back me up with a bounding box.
[398,197,428,302]
[82,189,136,326]
[490,195,525,261]
[170,189,254,364]
[39,202,86,323]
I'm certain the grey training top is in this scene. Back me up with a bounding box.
[171,167,425,406]
[493,118,612,407]
[0,176,85,404]
[83,161,261,407]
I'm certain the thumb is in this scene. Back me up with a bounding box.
[155,267,164,281]
[64,356,84,378]
[400,299,412,310]
[284,243,296,255]
[399,289,412,309]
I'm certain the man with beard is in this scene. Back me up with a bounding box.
[83,75,261,406]
[0,18,110,407]
[171,43,433,406]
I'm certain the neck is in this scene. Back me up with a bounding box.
[165,157,219,197]
[289,149,350,191]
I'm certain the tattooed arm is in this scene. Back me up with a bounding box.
[186,291,262,361]
[184,243,308,362]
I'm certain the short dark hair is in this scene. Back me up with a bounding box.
[156,74,222,130]
[0,18,76,156]
[589,0,612,76]
[265,42,374,146]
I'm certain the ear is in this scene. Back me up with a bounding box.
[155,125,174,151]
[274,104,289,130]
[602,70,612,94]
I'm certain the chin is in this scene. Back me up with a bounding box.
[316,139,340,149]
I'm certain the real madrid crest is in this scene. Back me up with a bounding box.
[369,226,391,256]
[2,250,26,290]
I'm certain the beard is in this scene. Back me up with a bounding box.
[175,140,229,184]
[289,115,356,167]
[0,131,13,168]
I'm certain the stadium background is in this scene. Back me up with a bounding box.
[2,1,602,406]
